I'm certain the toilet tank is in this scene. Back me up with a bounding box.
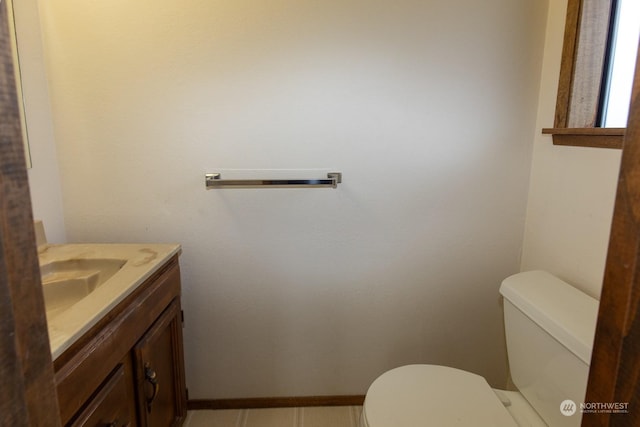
[500,271,599,427]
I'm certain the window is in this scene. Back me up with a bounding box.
[600,0,640,127]
[543,0,640,149]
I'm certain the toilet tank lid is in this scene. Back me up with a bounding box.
[499,271,599,365]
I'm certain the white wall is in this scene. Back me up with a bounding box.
[11,0,65,242]
[36,0,547,398]
[521,0,621,300]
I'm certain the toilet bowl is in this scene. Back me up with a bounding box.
[360,365,545,426]
[360,271,599,427]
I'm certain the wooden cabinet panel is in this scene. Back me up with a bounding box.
[134,300,187,427]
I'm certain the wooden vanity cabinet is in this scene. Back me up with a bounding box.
[54,256,187,427]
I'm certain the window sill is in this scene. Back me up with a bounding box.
[542,128,625,149]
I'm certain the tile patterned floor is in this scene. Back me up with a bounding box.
[185,406,362,427]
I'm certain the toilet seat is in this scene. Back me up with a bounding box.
[361,365,519,426]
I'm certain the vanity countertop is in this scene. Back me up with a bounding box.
[39,243,181,360]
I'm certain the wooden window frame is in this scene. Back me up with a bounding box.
[542,0,626,149]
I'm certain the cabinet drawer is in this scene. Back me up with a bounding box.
[70,364,135,427]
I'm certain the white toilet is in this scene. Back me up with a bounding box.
[360,271,599,426]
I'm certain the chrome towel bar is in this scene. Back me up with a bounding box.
[205,172,342,189]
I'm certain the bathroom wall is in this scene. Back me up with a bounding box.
[11,0,65,242]
[35,0,547,398]
[520,0,622,300]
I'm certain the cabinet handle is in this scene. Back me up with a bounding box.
[144,363,160,412]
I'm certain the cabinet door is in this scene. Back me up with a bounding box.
[70,363,136,427]
[133,299,187,427]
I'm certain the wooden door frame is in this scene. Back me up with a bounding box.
[582,41,640,425]
[0,0,60,425]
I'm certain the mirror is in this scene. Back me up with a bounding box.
[5,0,31,168]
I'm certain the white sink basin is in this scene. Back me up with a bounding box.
[37,243,181,360]
[41,259,127,317]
